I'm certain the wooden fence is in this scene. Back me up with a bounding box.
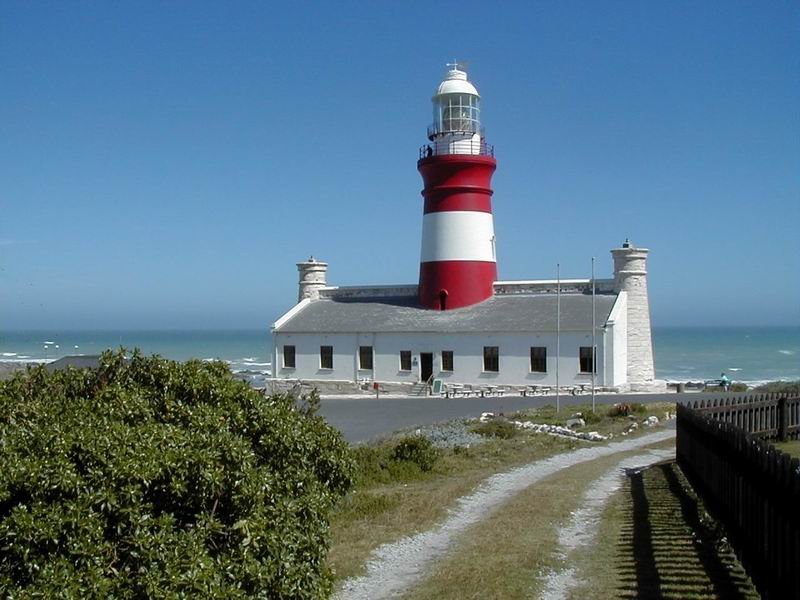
[682,392,800,441]
[676,395,800,600]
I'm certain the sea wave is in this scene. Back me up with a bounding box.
[778,349,795,356]
[0,358,53,364]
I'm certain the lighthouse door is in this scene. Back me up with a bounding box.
[420,353,434,383]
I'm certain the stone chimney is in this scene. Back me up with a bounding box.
[297,257,328,302]
[611,240,655,386]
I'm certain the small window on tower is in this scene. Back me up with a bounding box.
[530,347,547,373]
[283,345,296,369]
[579,347,595,374]
[483,346,499,372]
[399,351,412,371]
[441,351,454,372]
[359,346,374,370]
[320,345,333,369]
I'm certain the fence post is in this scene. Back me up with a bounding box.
[778,396,788,442]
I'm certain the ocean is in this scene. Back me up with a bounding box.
[1,327,798,386]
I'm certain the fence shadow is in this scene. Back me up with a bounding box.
[615,462,758,599]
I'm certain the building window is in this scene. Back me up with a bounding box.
[283,345,296,369]
[483,346,499,372]
[359,346,374,370]
[399,351,412,371]
[441,350,454,372]
[530,346,547,373]
[579,346,595,374]
[320,345,333,369]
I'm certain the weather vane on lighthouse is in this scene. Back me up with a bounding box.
[446,60,466,71]
[417,64,497,311]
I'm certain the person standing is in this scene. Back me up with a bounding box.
[720,372,731,391]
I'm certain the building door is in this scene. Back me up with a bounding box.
[420,353,433,383]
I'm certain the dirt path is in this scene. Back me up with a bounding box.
[537,447,675,599]
[335,426,675,600]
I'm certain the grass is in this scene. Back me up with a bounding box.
[773,439,800,459]
[571,462,759,599]
[403,438,676,600]
[329,432,576,583]
[509,401,675,439]
[328,401,676,585]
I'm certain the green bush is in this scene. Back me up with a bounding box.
[705,383,749,392]
[473,419,518,439]
[350,436,444,486]
[0,350,353,598]
[391,436,439,472]
[582,410,602,425]
[754,380,800,394]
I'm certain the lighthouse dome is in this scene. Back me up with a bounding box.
[434,67,480,98]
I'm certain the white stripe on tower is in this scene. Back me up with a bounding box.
[420,212,496,263]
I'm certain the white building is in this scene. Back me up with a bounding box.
[271,66,660,393]
[271,243,658,393]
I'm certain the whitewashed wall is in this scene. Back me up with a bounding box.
[272,329,614,386]
[609,292,628,386]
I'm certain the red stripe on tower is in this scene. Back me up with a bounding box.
[418,64,497,310]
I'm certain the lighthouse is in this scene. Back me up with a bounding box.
[417,64,498,310]
[273,63,664,393]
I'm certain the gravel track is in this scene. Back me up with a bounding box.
[335,426,675,600]
[538,447,675,599]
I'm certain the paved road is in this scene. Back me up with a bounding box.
[318,391,728,443]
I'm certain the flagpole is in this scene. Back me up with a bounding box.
[591,256,596,414]
[556,263,561,413]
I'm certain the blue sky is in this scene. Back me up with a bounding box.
[2,1,798,330]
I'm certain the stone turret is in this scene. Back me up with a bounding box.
[297,257,328,302]
[611,240,656,387]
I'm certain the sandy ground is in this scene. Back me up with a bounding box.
[335,426,676,600]
[537,447,675,599]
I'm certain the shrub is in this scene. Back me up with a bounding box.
[755,380,800,394]
[391,436,439,472]
[473,419,518,439]
[0,350,353,598]
[608,403,631,417]
[582,410,602,425]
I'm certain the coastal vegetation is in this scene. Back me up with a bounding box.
[328,402,675,585]
[0,351,353,598]
[754,379,800,394]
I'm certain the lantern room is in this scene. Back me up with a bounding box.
[426,64,486,156]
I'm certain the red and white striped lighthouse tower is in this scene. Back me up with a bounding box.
[418,64,497,310]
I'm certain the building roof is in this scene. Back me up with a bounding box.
[275,292,618,334]
[45,355,102,371]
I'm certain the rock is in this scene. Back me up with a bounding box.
[509,420,607,442]
[643,416,659,427]
[479,412,495,423]
[566,417,586,429]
